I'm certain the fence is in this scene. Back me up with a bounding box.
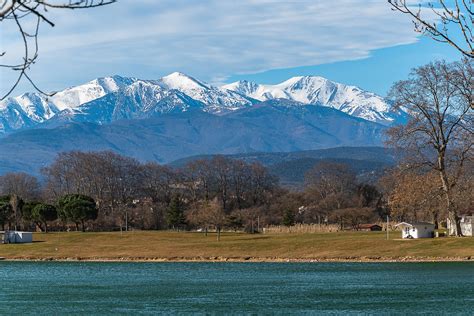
[263,224,340,234]
[263,222,402,234]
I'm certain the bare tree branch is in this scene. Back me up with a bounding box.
[388,0,473,58]
[0,0,116,100]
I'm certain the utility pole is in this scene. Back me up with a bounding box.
[125,210,128,232]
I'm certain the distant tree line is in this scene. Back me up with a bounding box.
[0,147,472,234]
[0,149,392,233]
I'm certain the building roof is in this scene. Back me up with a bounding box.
[395,222,435,228]
[357,224,382,229]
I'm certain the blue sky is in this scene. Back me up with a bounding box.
[0,0,462,97]
[231,37,461,95]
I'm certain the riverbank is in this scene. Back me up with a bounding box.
[4,256,473,263]
[1,231,473,262]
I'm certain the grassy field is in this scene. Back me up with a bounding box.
[1,231,473,261]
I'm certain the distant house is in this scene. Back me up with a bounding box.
[357,224,382,231]
[1,231,33,244]
[447,215,473,236]
[395,222,435,239]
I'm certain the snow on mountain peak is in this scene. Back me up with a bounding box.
[223,76,398,125]
[160,72,209,91]
[0,72,404,135]
[50,75,135,111]
[157,73,255,113]
[222,80,260,96]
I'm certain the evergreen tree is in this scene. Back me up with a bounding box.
[166,195,186,230]
[58,194,98,232]
[32,203,58,233]
[282,209,295,227]
[0,196,12,230]
[22,201,41,231]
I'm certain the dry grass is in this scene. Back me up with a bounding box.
[0,231,473,261]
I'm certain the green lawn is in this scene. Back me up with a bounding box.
[1,231,473,261]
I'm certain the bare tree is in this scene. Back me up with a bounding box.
[387,59,473,236]
[246,162,278,207]
[187,198,226,241]
[387,170,445,226]
[0,171,41,201]
[0,0,116,100]
[388,0,473,58]
[305,161,357,208]
[182,159,216,202]
[42,150,143,228]
[212,156,231,211]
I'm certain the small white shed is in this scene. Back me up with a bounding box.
[395,222,435,239]
[1,231,33,244]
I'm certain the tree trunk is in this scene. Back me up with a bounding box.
[437,152,462,237]
[75,222,79,231]
[36,222,45,232]
[448,210,462,237]
[439,179,461,236]
[432,210,439,229]
[217,226,221,241]
[81,220,86,232]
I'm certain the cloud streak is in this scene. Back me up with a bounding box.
[2,0,422,92]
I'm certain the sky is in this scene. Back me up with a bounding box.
[0,0,463,97]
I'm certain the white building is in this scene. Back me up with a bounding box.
[447,215,473,236]
[1,231,33,244]
[395,222,435,239]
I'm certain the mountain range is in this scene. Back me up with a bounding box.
[0,72,406,134]
[0,73,405,175]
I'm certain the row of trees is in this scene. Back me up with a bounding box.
[0,149,472,234]
[0,193,97,232]
[0,152,281,232]
[0,150,392,233]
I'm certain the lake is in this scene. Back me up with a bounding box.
[0,262,473,314]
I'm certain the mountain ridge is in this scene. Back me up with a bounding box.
[0,73,406,134]
[0,104,386,175]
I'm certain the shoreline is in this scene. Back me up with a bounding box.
[1,256,473,263]
[2,231,472,263]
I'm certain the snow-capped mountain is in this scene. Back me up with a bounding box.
[0,75,135,133]
[49,80,207,125]
[223,76,402,125]
[0,72,404,134]
[157,72,255,113]
[0,103,387,175]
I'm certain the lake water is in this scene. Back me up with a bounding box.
[0,262,473,314]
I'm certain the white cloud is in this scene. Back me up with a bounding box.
[1,0,422,93]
